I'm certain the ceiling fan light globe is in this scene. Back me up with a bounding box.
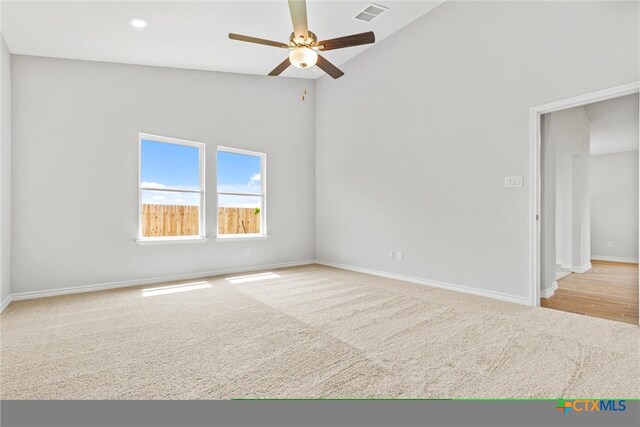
[289,47,318,69]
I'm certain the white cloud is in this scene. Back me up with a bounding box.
[141,181,199,191]
[218,194,261,208]
[246,173,261,188]
[141,181,169,189]
[142,191,199,206]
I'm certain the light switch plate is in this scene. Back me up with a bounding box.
[504,175,524,188]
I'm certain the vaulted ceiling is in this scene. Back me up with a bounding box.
[1,1,444,79]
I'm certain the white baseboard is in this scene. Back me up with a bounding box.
[315,260,531,306]
[591,255,639,264]
[541,281,558,299]
[571,263,592,274]
[6,260,315,306]
[0,295,11,313]
[3,258,537,311]
[561,264,572,270]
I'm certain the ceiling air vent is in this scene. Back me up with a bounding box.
[354,4,388,23]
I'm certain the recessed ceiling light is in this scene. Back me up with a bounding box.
[129,17,147,29]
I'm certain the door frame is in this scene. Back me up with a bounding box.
[529,81,640,308]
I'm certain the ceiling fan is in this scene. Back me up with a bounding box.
[229,0,375,79]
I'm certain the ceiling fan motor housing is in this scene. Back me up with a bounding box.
[289,31,318,49]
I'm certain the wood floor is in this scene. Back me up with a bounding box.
[541,260,639,325]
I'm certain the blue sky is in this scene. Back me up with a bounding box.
[217,151,261,194]
[141,139,261,207]
[141,139,200,189]
[217,151,262,208]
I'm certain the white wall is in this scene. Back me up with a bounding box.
[587,94,639,155]
[590,150,639,262]
[315,1,638,300]
[11,56,315,294]
[0,35,10,305]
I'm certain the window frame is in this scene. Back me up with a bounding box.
[137,133,206,243]
[216,145,267,239]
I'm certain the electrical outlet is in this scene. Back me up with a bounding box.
[388,251,394,260]
[607,241,613,248]
[397,251,404,261]
[244,248,251,255]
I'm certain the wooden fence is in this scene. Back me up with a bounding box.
[141,204,260,237]
[141,204,199,237]
[217,207,261,235]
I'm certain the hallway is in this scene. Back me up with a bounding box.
[542,260,639,324]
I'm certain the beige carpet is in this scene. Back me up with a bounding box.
[1,264,638,399]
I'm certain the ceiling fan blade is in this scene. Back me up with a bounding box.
[318,32,375,51]
[268,57,292,76]
[316,55,344,79]
[288,0,309,40]
[229,33,288,48]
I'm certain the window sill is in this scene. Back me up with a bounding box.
[136,237,209,246]
[216,234,269,242]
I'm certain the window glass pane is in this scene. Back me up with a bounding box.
[141,139,200,190]
[217,151,261,195]
[141,189,200,206]
[218,194,261,235]
[141,190,200,237]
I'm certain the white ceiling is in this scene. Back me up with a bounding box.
[585,93,639,156]
[1,0,444,79]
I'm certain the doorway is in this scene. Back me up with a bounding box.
[531,83,640,325]
[542,261,638,323]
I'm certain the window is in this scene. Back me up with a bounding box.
[217,147,266,237]
[138,134,205,241]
